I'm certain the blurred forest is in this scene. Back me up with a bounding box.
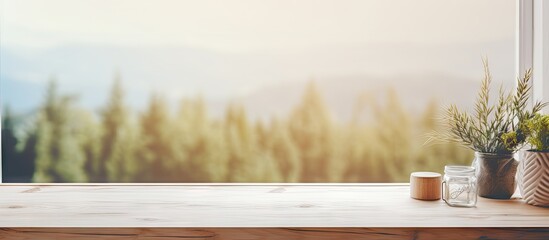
[1,76,473,183]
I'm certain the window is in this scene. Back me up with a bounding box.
[0,0,524,183]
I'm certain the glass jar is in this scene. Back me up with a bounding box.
[442,165,477,207]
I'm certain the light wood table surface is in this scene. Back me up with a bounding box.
[0,184,548,239]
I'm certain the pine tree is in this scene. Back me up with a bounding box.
[368,88,412,182]
[224,103,250,181]
[2,106,27,182]
[289,81,334,182]
[339,91,374,182]
[32,80,88,182]
[77,109,101,182]
[137,94,175,182]
[96,75,137,182]
[175,97,224,182]
[19,130,38,183]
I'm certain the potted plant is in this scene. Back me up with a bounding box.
[436,60,546,199]
[517,114,549,206]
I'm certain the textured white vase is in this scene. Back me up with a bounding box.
[518,151,549,207]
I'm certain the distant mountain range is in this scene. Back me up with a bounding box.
[232,74,483,122]
[1,40,515,124]
[1,72,487,124]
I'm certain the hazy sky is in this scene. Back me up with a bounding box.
[2,0,515,53]
[0,0,517,113]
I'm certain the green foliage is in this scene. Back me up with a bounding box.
[289,82,335,182]
[175,97,229,182]
[97,76,138,182]
[7,75,474,183]
[266,118,301,182]
[2,105,34,182]
[524,114,549,152]
[32,80,88,182]
[137,94,178,182]
[437,60,546,154]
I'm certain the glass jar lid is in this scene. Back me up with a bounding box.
[444,165,475,176]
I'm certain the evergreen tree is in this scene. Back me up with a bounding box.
[96,76,137,182]
[368,88,412,182]
[340,92,377,182]
[32,80,88,182]
[76,109,101,182]
[289,81,334,182]
[1,106,30,182]
[19,130,38,183]
[137,94,175,182]
[224,103,252,181]
[175,97,227,182]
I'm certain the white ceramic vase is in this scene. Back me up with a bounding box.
[518,150,549,207]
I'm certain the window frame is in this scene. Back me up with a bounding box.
[518,0,549,108]
[0,0,547,183]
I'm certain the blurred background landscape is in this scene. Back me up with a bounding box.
[1,0,515,182]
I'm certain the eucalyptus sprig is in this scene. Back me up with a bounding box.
[433,59,547,154]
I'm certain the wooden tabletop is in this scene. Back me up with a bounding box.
[1,184,548,228]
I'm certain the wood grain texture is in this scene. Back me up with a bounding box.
[0,184,548,228]
[410,172,441,200]
[1,228,549,240]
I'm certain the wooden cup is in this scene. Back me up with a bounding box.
[410,172,442,200]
